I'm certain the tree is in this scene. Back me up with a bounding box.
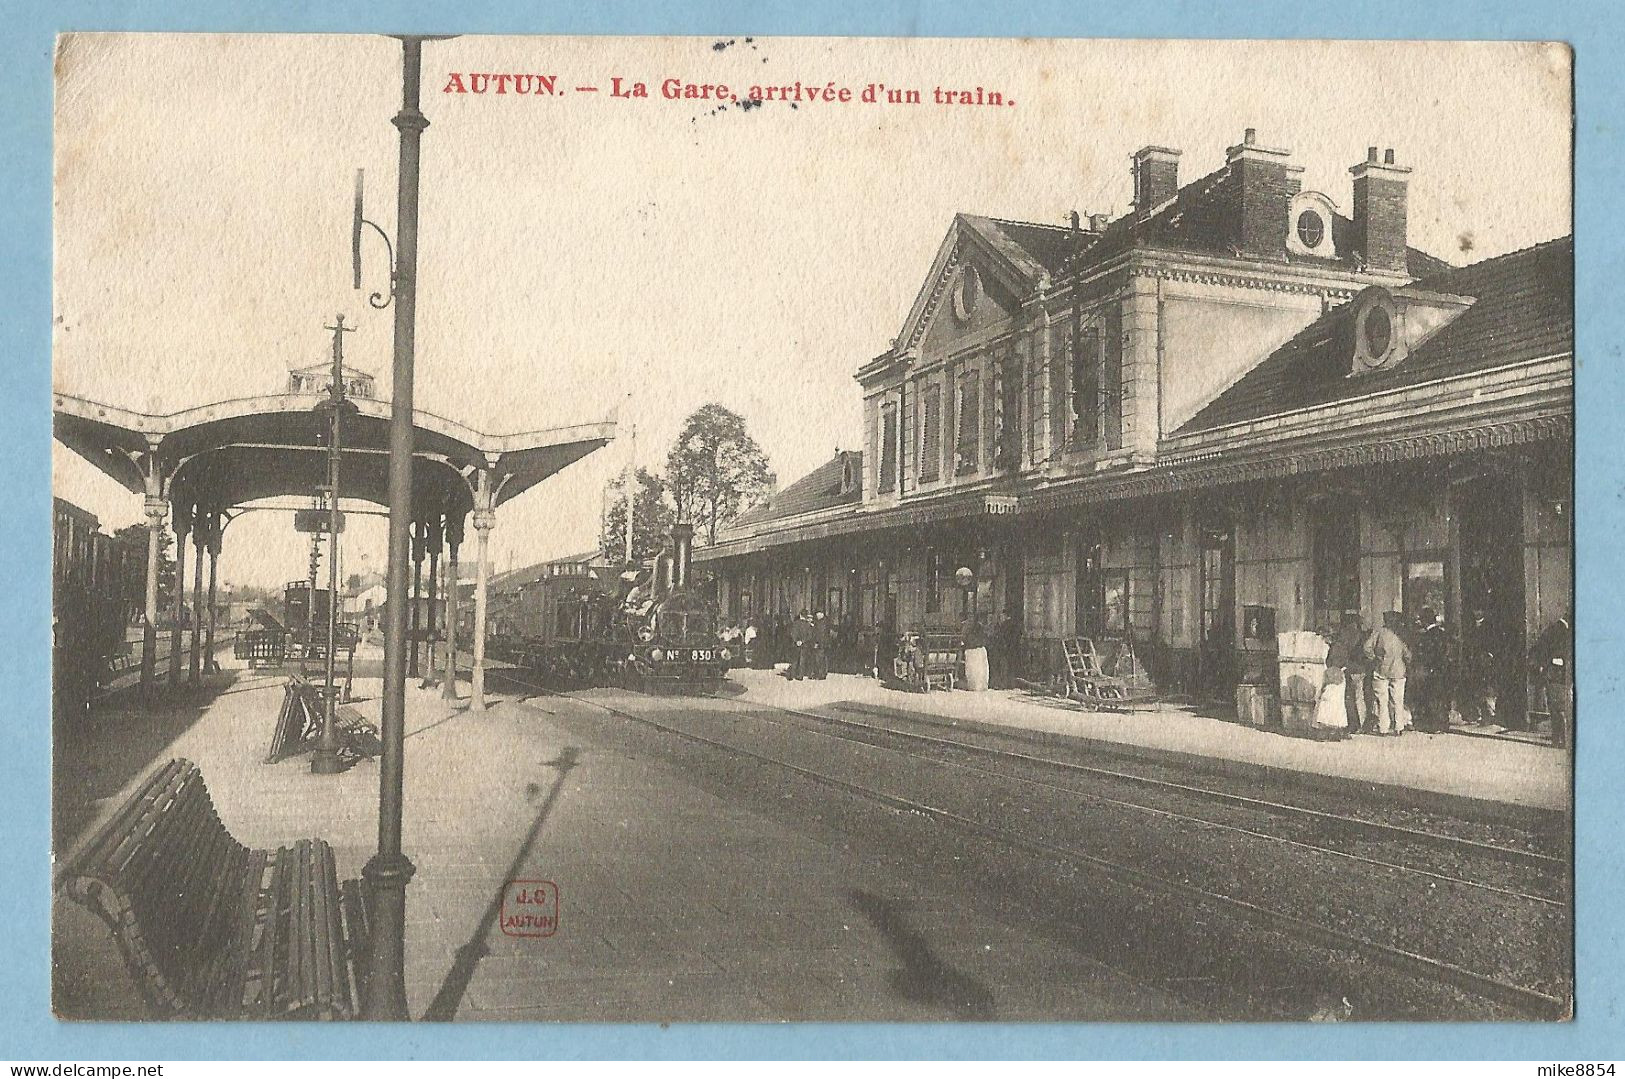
[113,523,176,621]
[665,404,777,545]
[600,467,674,565]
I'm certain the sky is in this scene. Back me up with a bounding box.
[51,35,1572,591]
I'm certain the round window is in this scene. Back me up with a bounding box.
[1295,209,1325,250]
[953,267,980,322]
[1364,305,1393,359]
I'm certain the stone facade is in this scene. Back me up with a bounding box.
[696,132,1573,728]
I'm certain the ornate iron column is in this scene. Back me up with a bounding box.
[139,479,166,700]
[169,504,189,686]
[421,514,441,688]
[469,470,495,713]
[189,521,206,684]
[203,513,221,675]
[409,519,423,678]
[441,511,463,700]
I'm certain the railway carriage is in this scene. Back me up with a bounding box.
[53,498,142,717]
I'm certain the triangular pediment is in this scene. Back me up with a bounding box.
[895,214,1056,358]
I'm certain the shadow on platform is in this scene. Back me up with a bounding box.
[53,669,262,852]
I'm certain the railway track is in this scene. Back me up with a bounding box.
[713,696,1568,899]
[488,668,1571,1020]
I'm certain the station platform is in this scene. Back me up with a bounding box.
[52,652,1194,1022]
[724,668,1572,819]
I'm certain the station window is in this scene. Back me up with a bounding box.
[879,402,898,493]
[920,385,942,483]
[1402,557,1446,618]
[997,350,1022,470]
[1103,314,1123,451]
[955,368,980,474]
[1071,322,1101,447]
[1311,504,1362,626]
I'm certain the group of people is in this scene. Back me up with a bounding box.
[724,611,851,679]
[718,607,1026,689]
[1314,606,1572,741]
[1319,612,1428,736]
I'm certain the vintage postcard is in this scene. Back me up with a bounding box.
[50,34,1573,1023]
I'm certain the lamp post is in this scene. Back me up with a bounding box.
[357,33,452,1022]
[312,314,355,776]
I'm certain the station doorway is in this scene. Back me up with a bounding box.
[1197,523,1236,699]
[1454,475,1528,722]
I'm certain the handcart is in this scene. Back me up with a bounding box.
[887,629,962,692]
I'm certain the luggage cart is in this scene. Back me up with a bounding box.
[888,629,962,692]
[1057,636,1159,711]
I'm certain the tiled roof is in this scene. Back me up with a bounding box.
[725,451,862,532]
[1071,162,1452,277]
[959,215,1082,278]
[961,158,1453,291]
[1179,235,1573,433]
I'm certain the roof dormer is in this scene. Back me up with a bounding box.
[1347,284,1474,378]
[1287,190,1336,259]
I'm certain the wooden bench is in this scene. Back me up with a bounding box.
[335,705,382,760]
[55,759,362,1020]
[268,677,380,765]
[266,676,322,763]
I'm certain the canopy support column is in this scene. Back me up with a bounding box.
[470,469,495,713]
[421,516,441,688]
[139,491,166,700]
[204,515,221,675]
[442,514,463,700]
[409,520,424,678]
[169,506,190,686]
[189,523,205,684]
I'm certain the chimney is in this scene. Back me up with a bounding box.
[1068,209,1081,231]
[670,522,694,590]
[1224,128,1302,260]
[1350,145,1411,274]
[1089,213,1110,232]
[1132,146,1181,215]
[654,550,674,597]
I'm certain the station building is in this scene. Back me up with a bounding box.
[694,131,1573,723]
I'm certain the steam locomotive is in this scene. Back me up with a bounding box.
[484,523,733,692]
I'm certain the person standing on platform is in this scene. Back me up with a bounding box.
[743,617,760,668]
[988,611,1017,690]
[961,610,989,692]
[789,610,812,680]
[1412,607,1449,731]
[1336,616,1371,735]
[1315,624,1353,739]
[1363,613,1413,736]
[1530,614,1572,747]
[811,611,830,679]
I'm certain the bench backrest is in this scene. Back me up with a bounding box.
[57,759,249,1016]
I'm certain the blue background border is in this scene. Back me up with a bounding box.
[3,0,1616,1061]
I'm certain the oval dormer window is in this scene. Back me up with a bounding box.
[1364,304,1392,357]
[1351,289,1404,374]
[1295,209,1325,250]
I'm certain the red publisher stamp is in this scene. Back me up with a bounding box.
[500,880,559,937]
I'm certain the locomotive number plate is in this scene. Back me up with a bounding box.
[680,648,717,662]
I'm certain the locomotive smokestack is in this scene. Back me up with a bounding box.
[671,522,694,590]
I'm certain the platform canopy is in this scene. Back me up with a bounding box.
[53,389,616,520]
